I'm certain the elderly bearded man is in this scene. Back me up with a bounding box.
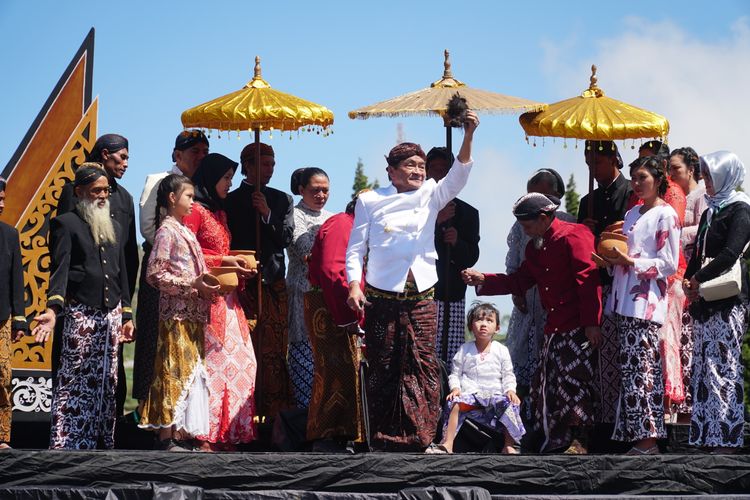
[346,111,479,451]
[462,193,602,454]
[34,165,134,449]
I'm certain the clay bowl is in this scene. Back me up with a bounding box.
[208,266,239,293]
[229,250,258,272]
[597,231,629,259]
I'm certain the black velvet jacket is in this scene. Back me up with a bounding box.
[685,201,750,317]
[0,221,28,332]
[225,181,294,284]
[57,179,139,296]
[433,197,480,302]
[46,210,132,320]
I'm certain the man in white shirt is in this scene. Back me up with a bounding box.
[131,130,208,403]
[345,111,478,450]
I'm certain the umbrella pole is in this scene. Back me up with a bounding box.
[254,127,264,416]
[588,149,595,220]
[440,124,452,364]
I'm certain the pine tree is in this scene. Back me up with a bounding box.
[565,173,581,218]
[351,158,379,198]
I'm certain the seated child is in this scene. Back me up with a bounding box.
[429,301,525,454]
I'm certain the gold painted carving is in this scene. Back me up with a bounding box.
[11,99,98,370]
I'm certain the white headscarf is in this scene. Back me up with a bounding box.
[701,151,750,225]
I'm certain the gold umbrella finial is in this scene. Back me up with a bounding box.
[582,64,604,98]
[246,56,270,89]
[443,49,453,79]
[431,49,464,89]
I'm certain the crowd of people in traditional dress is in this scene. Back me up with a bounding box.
[0,110,748,455]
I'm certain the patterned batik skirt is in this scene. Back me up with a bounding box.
[689,303,747,448]
[196,292,257,444]
[305,290,365,442]
[532,328,596,452]
[0,320,12,443]
[659,280,686,405]
[364,293,440,450]
[238,279,294,419]
[50,302,121,449]
[139,319,209,437]
[441,393,526,444]
[289,339,314,408]
[435,298,466,373]
[611,313,666,442]
[596,285,621,424]
[675,309,694,414]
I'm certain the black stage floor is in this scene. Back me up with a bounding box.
[1,449,750,499]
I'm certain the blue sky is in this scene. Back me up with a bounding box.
[2,1,748,314]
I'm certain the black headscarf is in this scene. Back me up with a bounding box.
[87,134,129,162]
[192,153,238,212]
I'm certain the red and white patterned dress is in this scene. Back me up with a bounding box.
[184,203,257,444]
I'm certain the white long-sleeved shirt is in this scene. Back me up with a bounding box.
[345,157,473,292]
[448,341,516,396]
[139,166,182,245]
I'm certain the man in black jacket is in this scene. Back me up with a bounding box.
[34,165,133,449]
[56,134,137,416]
[426,147,480,369]
[225,142,294,418]
[0,178,28,449]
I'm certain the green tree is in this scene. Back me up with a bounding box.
[352,158,379,198]
[564,173,581,218]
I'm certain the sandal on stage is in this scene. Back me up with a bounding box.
[424,444,450,454]
[626,445,659,455]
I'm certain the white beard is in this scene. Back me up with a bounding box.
[532,236,545,250]
[77,198,117,246]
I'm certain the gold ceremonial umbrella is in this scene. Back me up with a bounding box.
[349,50,544,363]
[350,49,545,151]
[182,57,333,413]
[519,64,670,213]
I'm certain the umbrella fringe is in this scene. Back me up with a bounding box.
[348,103,546,120]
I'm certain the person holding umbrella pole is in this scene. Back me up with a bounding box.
[346,111,479,451]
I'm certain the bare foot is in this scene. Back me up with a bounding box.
[502,445,518,454]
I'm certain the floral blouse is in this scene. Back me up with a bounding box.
[606,203,680,325]
[286,201,332,344]
[147,215,209,323]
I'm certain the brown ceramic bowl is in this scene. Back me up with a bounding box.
[229,250,258,272]
[208,266,239,293]
[597,232,629,258]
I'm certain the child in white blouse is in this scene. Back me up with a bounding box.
[430,302,525,454]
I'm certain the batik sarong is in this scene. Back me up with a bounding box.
[532,328,596,452]
[305,290,364,442]
[139,319,209,437]
[365,292,440,450]
[689,303,746,448]
[611,313,666,442]
[660,280,686,405]
[238,278,294,419]
[675,309,694,414]
[0,320,12,443]
[442,393,526,444]
[595,285,621,424]
[196,292,257,444]
[289,339,314,408]
[50,302,121,449]
[435,299,466,373]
